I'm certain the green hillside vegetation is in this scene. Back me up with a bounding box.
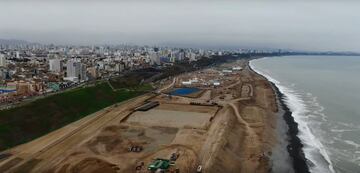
[109,71,159,89]
[0,82,150,151]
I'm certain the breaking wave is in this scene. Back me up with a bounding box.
[250,58,335,173]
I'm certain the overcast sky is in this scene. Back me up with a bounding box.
[1,0,359,51]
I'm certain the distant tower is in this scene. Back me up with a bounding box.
[16,51,20,59]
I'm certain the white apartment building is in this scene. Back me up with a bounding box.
[66,60,86,82]
[49,59,61,72]
[0,54,6,67]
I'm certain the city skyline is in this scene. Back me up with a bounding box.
[1,0,360,52]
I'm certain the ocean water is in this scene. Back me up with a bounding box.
[250,55,360,173]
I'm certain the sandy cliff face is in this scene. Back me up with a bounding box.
[200,106,244,173]
[200,69,278,173]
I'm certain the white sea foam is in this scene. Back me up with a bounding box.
[343,140,360,148]
[330,129,357,133]
[250,59,335,173]
[307,98,325,117]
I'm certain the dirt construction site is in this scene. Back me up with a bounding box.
[0,60,279,173]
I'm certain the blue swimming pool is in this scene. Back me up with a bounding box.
[170,88,200,96]
[0,89,16,94]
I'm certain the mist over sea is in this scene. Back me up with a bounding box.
[250,55,360,173]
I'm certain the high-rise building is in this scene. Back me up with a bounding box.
[79,64,87,81]
[189,52,197,61]
[66,60,87,81]
[66,60,77,78]
[49,59,61,72]
[169,56,176,63]
[15,51,20,59]
[149,52,160,65]
[0,54,6,67]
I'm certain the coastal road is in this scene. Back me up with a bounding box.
[158,77,177,93]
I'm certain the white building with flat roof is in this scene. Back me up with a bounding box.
[182,81,192,85]
[15,51,20,59]
[0,54,6,67]
[213,82,220,86]
[49,59,61,72]
[232,66,242,71]
[222,69,232,73]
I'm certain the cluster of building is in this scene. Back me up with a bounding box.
[0,44,228,104]
[178,65,243,88]
[0,41,285,106]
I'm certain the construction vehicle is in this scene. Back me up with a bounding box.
[170,152,180,161]
[148,158,170,172]
[196,165,202,173]
[135,161,144,170]
[128,145,143,152]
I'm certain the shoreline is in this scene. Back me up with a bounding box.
[248,59,310,173]
[271,83,310,173]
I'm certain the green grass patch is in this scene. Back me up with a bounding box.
[0,82,146,151]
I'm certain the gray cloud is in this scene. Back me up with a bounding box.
[0,0,359,51]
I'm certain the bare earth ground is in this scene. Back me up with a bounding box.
[0,60,278,173]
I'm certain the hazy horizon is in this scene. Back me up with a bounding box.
[1,0,360,51]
